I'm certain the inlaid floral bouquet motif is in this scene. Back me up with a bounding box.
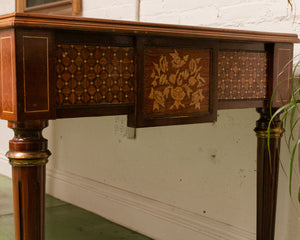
[148,50,207,112]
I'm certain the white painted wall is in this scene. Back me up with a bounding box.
[0,0,15,15]
[0,0,300,239]
[82,0,138,20]
[0,120,12,177]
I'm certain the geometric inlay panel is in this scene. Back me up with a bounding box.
[56,44,135,106]
[218,51,268,100]
[144,48,210,116]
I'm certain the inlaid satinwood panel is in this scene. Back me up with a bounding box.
[1,36,14,113]
[217,51,268,100]
[23,36,50,113]
[56,44,135,106]
[273,44,293,106]
[0,29,16,121]
[144,48,210,116]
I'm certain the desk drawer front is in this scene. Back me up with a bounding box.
[144,48,210,116]
[128,37,218,128]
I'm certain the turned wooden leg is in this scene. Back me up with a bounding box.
[255,108,283,240]
[6,120,51,240]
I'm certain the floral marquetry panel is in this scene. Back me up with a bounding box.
[218,51,268,100]
[144,48,210,116]
[56,44,135,106]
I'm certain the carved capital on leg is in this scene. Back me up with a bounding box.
[6,120,50,240]
[255,107,283,138]
[254,108,283,240]
[6,120,51,167]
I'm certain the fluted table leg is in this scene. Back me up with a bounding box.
[6,120,51,240]
[255,108,283,240]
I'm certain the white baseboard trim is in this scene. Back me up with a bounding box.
[0,154,11,178]
[46,168,255,240]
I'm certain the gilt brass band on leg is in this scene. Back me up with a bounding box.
[255,128,284,139]
[6,151,50,167]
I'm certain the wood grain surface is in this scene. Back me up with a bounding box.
[0,13,298,43]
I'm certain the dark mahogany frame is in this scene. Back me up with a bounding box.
[0,13,299,240]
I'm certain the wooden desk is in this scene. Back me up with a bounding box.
[0,13,299,240]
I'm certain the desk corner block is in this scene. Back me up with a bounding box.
[0,28,56,122]
[6,120,50,240]
[271,43,294,108]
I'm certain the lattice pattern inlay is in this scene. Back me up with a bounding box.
[218,51,268,100]
[56,45,135,106]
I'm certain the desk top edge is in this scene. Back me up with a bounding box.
[0,13,299,43]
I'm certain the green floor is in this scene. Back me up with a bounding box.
[0,174,153,240]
